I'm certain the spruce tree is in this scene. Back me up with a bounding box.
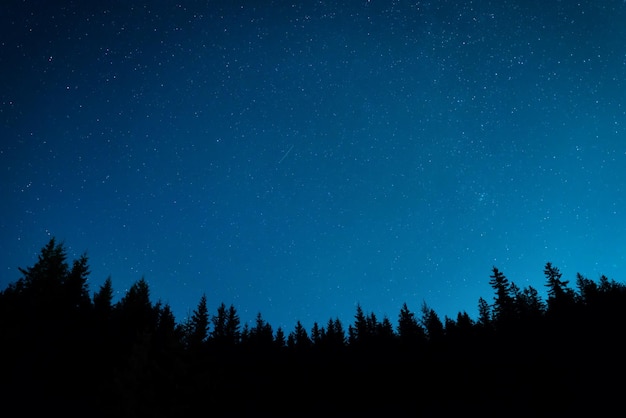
[93,277,114,317]
[477,297,491,329]
[351,303,368,346]
[544,262,574,315]
[291,320,310,351]
[489,267,515,326]
[397,302,426,347]
[186,294,209,350]
[420,301,444,343]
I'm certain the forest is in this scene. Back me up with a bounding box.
[1,238,625,417]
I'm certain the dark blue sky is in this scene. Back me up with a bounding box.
[2,1,625,331]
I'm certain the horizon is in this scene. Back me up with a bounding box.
[5,237,622,333]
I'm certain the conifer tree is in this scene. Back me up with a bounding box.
[18,238,69,290]
[64,254,92,313]
[367,312,378,335]
[397,302,426,347]
[211,302,228,342]
[274,327,286,350]
[350,303,368,345]
[93,277,114,316]
[576,273,598,307]
[332,318,346,347]
[250,312,273,349]
[226,304,241,345]
[155,303,182,353]
[311,322,322,346]
[322,317,346,350]
[16,238,70,318]
[240,323,251,346]
[377,315,395,342]
[420,301,444,342]
[516,285,545,321]
[544,262,574,314]
[212,303,242,347]
[287,333,296,350]
[477,297,491,329]
[489,267,515,326]
[116,277,157,342]
[185,294,209,350]
[455,311,474,335]
[290,320,310,351]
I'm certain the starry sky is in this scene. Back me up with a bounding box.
[2,1,626,331]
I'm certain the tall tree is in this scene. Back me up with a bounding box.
[489,267,515,326]
[367,312,378,336]
[115,277,158,351]
[185,294,209,350]
[377,315,395,342]
[16,238,70,319]
[93,277,114,317]
[311,322,322,347]
[287,333,296,351]
[211,302,226,344]
[212,303,242,348]
[576,273,598,307]
[226,304,241,345]
[240,323,251,346]
[544,262,566,299]
[515,285,545,322]
[290,320,310,352]
[18,238,69,289]
[157,303,178,341]
[544,262,575,316]
[420,301,444,343]
[249,312,274,350]
[274,327,286,350]
[64,253,92,314]
[332,318,346,347]
[154,303,183,356]
[325,318,346,351]
[477,297,491,329]
[397,302,426,348]
[350,303,369,346]
[455,311,474,335]
[322,317,346,351]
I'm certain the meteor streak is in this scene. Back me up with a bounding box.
[278,145,294,164]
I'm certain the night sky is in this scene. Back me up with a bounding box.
[2,1,626,331]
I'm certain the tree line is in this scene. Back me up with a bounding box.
[1,238,625,417]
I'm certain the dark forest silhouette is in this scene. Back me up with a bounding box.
[1,238,625,417]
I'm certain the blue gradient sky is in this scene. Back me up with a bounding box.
[2,1,626,331]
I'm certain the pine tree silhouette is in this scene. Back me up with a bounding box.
[4,238,626,415]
